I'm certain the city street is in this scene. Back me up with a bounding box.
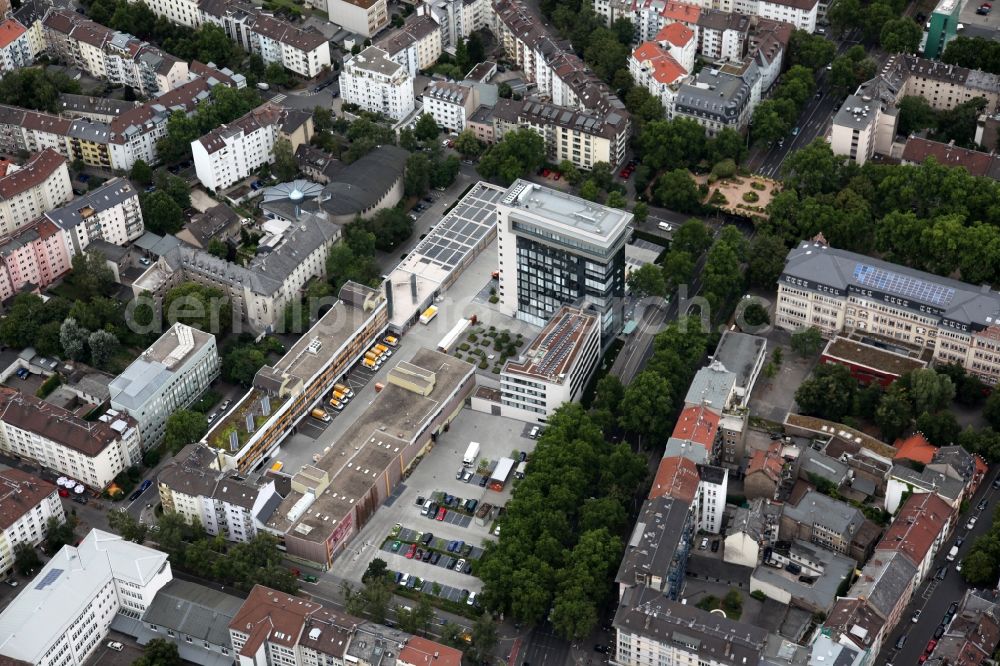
[880,470,1000,665]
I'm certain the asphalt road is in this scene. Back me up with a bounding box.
[519,623,571,666]
[879,469,1000,665]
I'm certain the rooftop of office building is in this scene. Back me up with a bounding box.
[499,179,632,244]
[502,305,598,383]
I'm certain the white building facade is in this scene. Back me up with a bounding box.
[47,177,144,255]
[340,46,416,121]
[192,103,284,192]
[0,469,64,579]
[109,324,222,447]
[327,0,389,36]
[0,529,171,666]
[0,148,73,237]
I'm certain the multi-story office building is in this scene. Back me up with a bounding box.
[42,10,189,97]
[0,18,36,73]
[0,469,64,579]
[0,216,73,300]
[340,46,415,121]
[490,98,631,170]
[47,177,144,254]
[0,388,142,489]
[775,239,1000,385]
[327,0,389,37]
[423,80,478,132]
[192,102,288,192]
[157,445,281,543]
[199,0,332,78]
[0,529,171,666]
[109,323,221,447]
[496,179,631,338]
[499,305,601,422]
[0,149,72,237]
[374,14,442,77]
[924,0,962,59]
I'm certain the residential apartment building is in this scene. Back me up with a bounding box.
[629,39,688,113]
[775,239,1000,385]
[42,9,189,97]
[614,585,769,666]
[0,18,36,73]
[229,585,463,666]
[596,0,818,35]
[496,179,631,338]
[192,102,292,192]
[0,149,72,237]
[754,0,817,32]
[0,469,64,579]
[925,589,1000,664]
[616,494,694,600]
[780,489,867,559]
[134,213,340,333]
[0,216,73,300]
[142,0,201,27]
[109,323,221,447]
[695,462,727,533]
[0,529,171,666]
[200,0,332,78]
[374,14,442,77]
[340,46,415,121]
[0,75,226,172]
[875,491,952,587]
[423,80,478,132]
[672,59,761,135]
[157,444,281,543]
[327,0,389,37]
[490,97,630,170]
[47,177,144,255]
[416,0,490,49]
[0,388,142,489]
[697,9,749,61]
[832,55,1000,164]
[499,305,601,422]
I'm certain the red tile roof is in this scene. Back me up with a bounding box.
[0,150,66,201]
[893,433,937,465]
[632,42,687,85]
[747,441,783,483]
[876,492,952,568]
[661,0,701,22]
[397,636,463,666]
[671,405,720,450]
[0,468,56,531]
[649,455,700,503]
[0,19,26,49]
[902,137,997,177]
[656,22,694,47]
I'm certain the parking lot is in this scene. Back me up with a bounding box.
[958,0,1000,36]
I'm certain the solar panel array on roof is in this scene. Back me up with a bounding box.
[853,263,955,307]
[35,568,64,590]
[407,184,504,270]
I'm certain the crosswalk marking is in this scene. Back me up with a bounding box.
[270,93,287,104]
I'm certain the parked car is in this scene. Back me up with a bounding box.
[421,532,433,545]
[711,540,719,552]
[926,639,937,653]
[912,609,922,623]
[933,625,945,639]
[895,633,907,649]
[405,544,417,559]
[430,552,441,565]
[979,499,988,511]
[479,475,489,487]
[698,538,709,550]
[967,516,977,530]
[107,641,124,652]
[391,540,402,552]
[935,565,947,580]
[466,591,478,606]
[220,399,232,411]
[456,558,467,572]
[436,507,447,521]
[421,549,432,562]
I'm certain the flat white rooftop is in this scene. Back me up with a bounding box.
[500,179,633,243]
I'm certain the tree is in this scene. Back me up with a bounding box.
[0,68,81,113]
[635,118,707,171]
[916,410,961,446]
[71,250,115,299]
[467,612,499,663]
[789,29,836,70]
[141,191,184,234]
[579,180,601,202]
[790,327,824,356]
[88,329,119,369]
[130,159,154,185]
[454,129,483,158]
[741,302,770,327]
[363,557,389,583]
[875,385,914,442]
[558,160,582,186]
[632,201,649,223]
[607,190,626,208]
[414,113,440,142]
[628,263,666,298]
[794,363,857,422]
[60,318,90,361]
[430,154,461,189]
[108,507,149,543]
[751,99,794,146]
[44,516,76,553]
[273,137,298,181]
[708,128,748,164]
[747,234,788,288]
[662,249,694,289]
[264,62,291,87]
[620,370,673,443]
[961,549,996,587]
[164,409,209,454]
[164,282,231,334]
[133,639,182,666]
[880,17,922,54]
[984,391,1000,431]
[781,139,844,197]
[13,542,40,576]
[907,368,955,414]
[654,169,702,213]
[405,152,431,197]
[498,82,513,98]
[943,36,1000,75]
[477,129,546,184]
[828,0,862,34]
[223,345,267,386]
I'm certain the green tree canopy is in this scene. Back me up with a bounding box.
[164,282,232,334]
[164,409,208,454]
